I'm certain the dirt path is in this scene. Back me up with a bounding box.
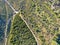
[4,0,41,45]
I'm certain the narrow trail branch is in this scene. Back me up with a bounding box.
[19,12,41,45]
[4,0,18,14]
[4,2,8,45]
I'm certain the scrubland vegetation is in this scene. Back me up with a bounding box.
[0,0,60,45]
[7,14,37,45]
